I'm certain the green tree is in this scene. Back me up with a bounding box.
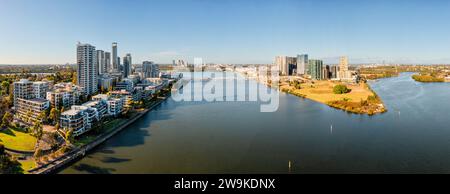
[1,81,9,96]
[64,129,74,145]
[1,112,13,128]
[32,121,43,139]
[49,108,57,124]
[38,111,47,123]
[333,84,351,94]
[55,121,60,131]
[72,72,77,84]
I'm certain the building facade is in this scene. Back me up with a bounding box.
[15,98,50,125]
[112,42,118,72]
[77,42,98,96]
[46,82,82,109]
[97,50,107,75]
[296,54,308,76]
[142,61,160,78]
[309,59,323,80]
[123,53,132,78]
[60,105,99,136]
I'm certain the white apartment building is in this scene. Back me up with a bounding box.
[77,42,98,96]
[60,105,99,136]
[32,81,49,99]
[46,82,83,109]
[15,98,50,125]
[107,98,124,117]
[91,94,124,117]
[13,79,33,108]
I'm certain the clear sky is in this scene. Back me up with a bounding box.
[1,0,450,64]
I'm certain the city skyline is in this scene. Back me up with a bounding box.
[1,0,450,65]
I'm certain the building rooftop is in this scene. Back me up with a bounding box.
[61,108,82,116]
[16,79,31,84]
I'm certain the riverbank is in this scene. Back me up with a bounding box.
[412,74,445,83]
[27,94,170,174]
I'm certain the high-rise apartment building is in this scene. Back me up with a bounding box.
[296,54,308,76]
[275,56,297,76]
[97,50,107,75]
[142,61,160,78]
[112,42,118,72]
[309,59,323,80]
[339,56,351,80]
[77,42,98,96]
[123,53,132,78]
[105,52,111,73]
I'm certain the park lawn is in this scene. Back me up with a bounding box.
[283,81,374,104]
[19,159,37,173]
[74,118,127,147]
[0,128,37,152]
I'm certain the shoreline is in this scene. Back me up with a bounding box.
[238,71,386,115]
[27,96,169,174]
[282,83,386,115]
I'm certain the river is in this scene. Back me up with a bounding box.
[60,72,450,173]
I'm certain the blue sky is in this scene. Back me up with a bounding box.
[1,0,450,64]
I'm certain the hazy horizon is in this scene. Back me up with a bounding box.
[1,0,450,65]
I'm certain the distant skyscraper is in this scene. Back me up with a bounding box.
[309,59,323,80]
[296,54,308,75]
[323,65,331,80]
[77,42,98,95]
[142,61,160,78]
[112,42,118,72]
[97,50,107,75]
[174,59,188,67]
[339,56,350,80]
[275,56,296,76]
[275,56,288,76]
[105,52,111,73]
[331,65,338,79]
[123,53,132,78]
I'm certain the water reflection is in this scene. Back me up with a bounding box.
[61,72,450,174]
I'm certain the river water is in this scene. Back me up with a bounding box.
[61,72,450,173]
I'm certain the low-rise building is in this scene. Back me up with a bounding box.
[91,94,124,117]
[107,98,124,117]
[60,105,99,136]
[82,100,108,119]
[15,98,50,125]
[46,82,83,109]
[110,90,133,109]
[98,75,114,92]
[114,78,134,92]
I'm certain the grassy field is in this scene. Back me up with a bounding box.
[282,81,373,104]
[0,128,37,152]
[412,74,445,82]
[18,159,37,173]
[281,80,386,115]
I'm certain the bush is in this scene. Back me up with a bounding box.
[0,143,4,155]
[333,84,351,94]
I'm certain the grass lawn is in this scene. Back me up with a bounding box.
[282,81,374,104]
[19,159,37,173]
[74,118,127,147]
[0,127,37,152]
